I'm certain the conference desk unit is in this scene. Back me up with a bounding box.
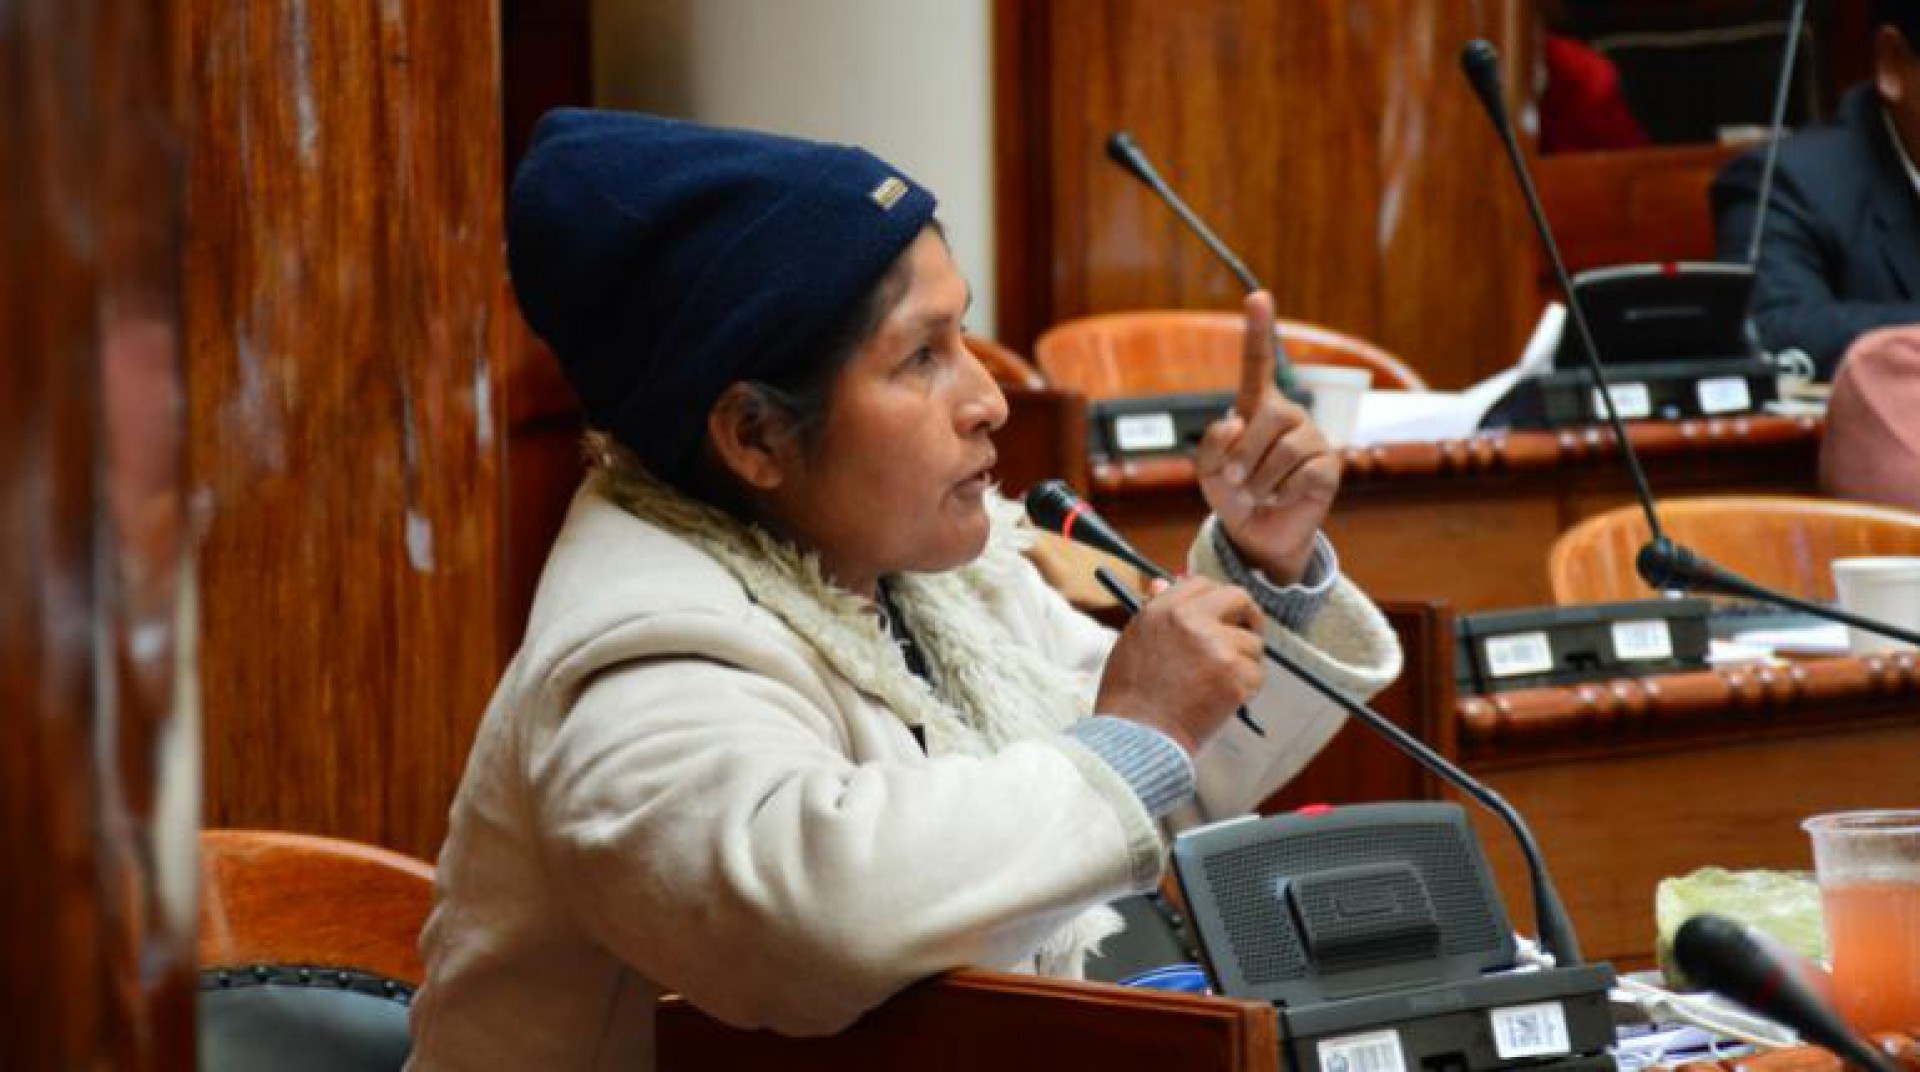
[1086,414,1822,612]
[1458,651,1920,971]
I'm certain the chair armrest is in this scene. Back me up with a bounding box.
[656,968,1281,1072]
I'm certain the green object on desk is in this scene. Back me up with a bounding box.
[1655,867,1827,989]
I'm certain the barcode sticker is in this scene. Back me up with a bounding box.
[1697,375,1752,415]
[1484,631,1554,678]
[1611,619,1673,661]
[1490,1001,1571,1059]
[1113,412,1177,452]
[1318,1028,1406,1072]
[1592,382,1651,419]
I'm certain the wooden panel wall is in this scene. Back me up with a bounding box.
[994,0,1539,389]
[1,0,196,1065]
[180,0,510,859]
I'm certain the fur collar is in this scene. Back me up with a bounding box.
[592,461,1091,758]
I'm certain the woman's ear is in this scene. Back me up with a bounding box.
[706,383,794,491]
[1877,25,1913,104]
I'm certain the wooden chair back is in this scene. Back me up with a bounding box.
[1549,496,1920,604]
[1033,311,1427,400]
[200,829,437,985]
[657,969,1279,1071]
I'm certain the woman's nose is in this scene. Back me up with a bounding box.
[956,348,1009,434]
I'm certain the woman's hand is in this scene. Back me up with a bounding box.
[1095,577,1265,756]
[1195,291,1341,583]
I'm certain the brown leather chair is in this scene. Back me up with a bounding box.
[199,830,436,1071]
[1033,311,1427,400]
[1548,496,1920,604]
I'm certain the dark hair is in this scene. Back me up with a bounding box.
[671,221,940,516]
[1876,0,1920,48]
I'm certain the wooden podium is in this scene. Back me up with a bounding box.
[658,969,1281,1071]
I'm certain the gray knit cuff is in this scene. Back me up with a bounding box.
[1065,716,1196,819]
[1210,526,1339,632]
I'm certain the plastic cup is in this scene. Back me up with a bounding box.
[1295,364,1371,448]
[1830,557,1920,655]
[1801,809,1920,1033]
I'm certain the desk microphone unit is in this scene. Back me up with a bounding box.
[1455,598,1711,695]
[1478,0,1809,432]
[1173,805,1617,1072]
[1479,357,1778,429]
[1087,390,1237,460]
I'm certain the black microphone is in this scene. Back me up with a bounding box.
[1460,40,1920,649]
[1025,479,1587,967]
[1025,478,1167,581]
[1673,913,1900,1072]
[1105,130,1303,399]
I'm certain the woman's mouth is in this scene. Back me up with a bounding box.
[955,457,996,496]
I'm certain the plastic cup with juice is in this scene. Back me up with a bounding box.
[1802,810,1920,1033]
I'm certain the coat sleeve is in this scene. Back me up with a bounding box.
[996,522,1404,827]
[1174,518,1403,822]
[522,625,1159,1038]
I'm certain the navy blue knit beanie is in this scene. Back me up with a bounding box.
[508,109,938,485]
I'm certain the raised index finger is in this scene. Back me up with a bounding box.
[1238,290,1278,419]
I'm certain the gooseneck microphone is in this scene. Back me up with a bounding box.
[1107,132,1265,294]
[1025,479,1586,967]
[1745,0,1810,267]
[1459,41,1667,550]
[1459,40,1920,649]
[1673,914,1900,1072]
[1105,130,1303,398]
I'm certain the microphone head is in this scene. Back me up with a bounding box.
[1023,479,1078,533]
[1458,39,1509,133]
[1022,478,1166,580]
[1672,913,1891,1069]
[1104,130,1155,183]
[1672,913,1757,992]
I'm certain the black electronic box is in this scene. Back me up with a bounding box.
[1455,598,1712,694]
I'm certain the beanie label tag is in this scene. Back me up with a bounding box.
[869,176,909,210]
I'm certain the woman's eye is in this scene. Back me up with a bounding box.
[906,347,936,369]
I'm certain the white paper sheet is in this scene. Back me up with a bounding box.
[1349,303,1565,446]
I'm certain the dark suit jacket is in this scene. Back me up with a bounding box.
[1712,84,1920,379]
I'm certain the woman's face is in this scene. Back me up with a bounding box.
[762,230,1007,597]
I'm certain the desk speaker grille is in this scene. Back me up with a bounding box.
[1199,818,1504,987]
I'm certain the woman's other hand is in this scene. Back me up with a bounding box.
[1195,291,1341,583]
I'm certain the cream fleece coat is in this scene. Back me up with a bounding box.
[408,475,1401,1071]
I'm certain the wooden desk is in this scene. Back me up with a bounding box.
[1456,653,1920,971]
[1677,1033,1920,1072]
[1090,415,1822,612]
[658,969,1280,1071]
